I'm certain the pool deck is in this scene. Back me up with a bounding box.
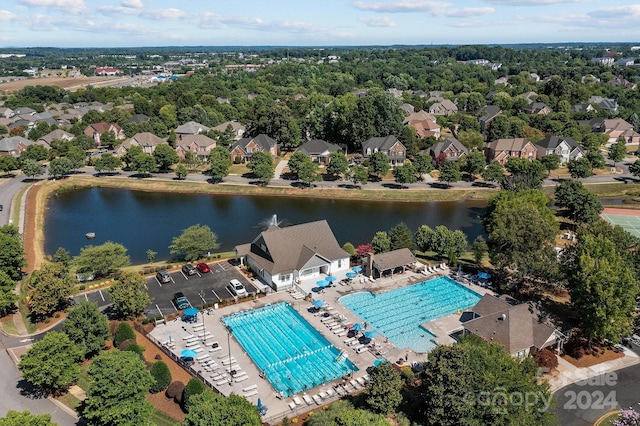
[148,265,494,425]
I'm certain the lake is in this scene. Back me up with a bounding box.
[44,187,487,263]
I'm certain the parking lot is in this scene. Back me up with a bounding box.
[143,260,258,318]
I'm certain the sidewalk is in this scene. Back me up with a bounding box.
[548,347,640,392]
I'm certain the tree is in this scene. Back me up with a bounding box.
[368,151,389,179]
[0,225,26,280]
[149,361,172,393]
[438,161,461,187]
[53,247,70,266]
[326,151,348,179]
[392,163,417,188]
[568,157,593,179]
[297,158,320,188]
[0,410,55,426]
[21,158,45,180]
[630,159,640,179]
[72,241,130,277]
[122,145,143,169]
[174,164,188,180]
[388,222,413,251]
[113,322,136,348]
[539,153,560,176]
[66,145,86,171]
[48,157,73,179]
[471,236,488,265]
[153,144,179,170]
[347,165,368,187]
[365,361,403,414]
[371,231,391,254]
[482,161,504,186]
[286,151,308,180]
[183,391,261,426]
[462,150,486,179]
[208,146,231,182]
[247,151,274,185]
[62,301,110,358]
[342,242,356,257]
[133,153,158,176]
[503,157,546,191]
[413,152,434,175]
[94,153,122,174]
[169,224,219,261]
[564,233,638,343]
[608,137,627,170]
[21,144,49,162]
[0,155,19,175]
[107,271,151,319]
[307,400,390,426]
[99,130,117,149]
[0,270,18,316]
[182,377,207,412]
[28,263,74,319]
[82,350,154,426]
[554,180,603,224]
[18,331,82,396]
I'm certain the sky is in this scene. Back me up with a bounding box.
[0,0,640,48]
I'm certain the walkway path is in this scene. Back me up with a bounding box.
[274,159,288,180]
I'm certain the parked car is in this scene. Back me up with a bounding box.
[156,270,171,284]
[227,279,247,297]
[173,292,189,309]
[196,262,211,273]
[182,264,197,276]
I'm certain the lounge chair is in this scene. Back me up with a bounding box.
[243,385,258,392]
[303,394,313,405]
[293,396,303,405]
[243,389,258,397]
[319,391,328,399]
[356,377,367,386]
[356,346,369,354]
[288,401,297,410]
[326,388,335,398]
[312,394,323,405]
[335,329,348,337]
[352,344,363,351]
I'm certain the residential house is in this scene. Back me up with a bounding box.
[37,129,74,149]
[387,88,403,99]
[84,122,125,146]
[115,132,167,156]
[463,294,557,358]
[175,134,217,160]
[617,58,636,67]
[211,121,246,140]
[296,139,342,165]
[0,136,33,157]
[571,103,595,113]
[484,138,537,165]
[428,137,468,162]
[175,121,210,136]
[0,107,13,119]
[522,102,552,115]
[362,135,406,166]
[403,110,437,125]
[400,103,415,114]
[609,75,638,90]
[522,91,538,102]
[588,96,618,114]
[409,119,441,139]
[476,105,502,134]
[494,76,509,86]
[234,219,351,291]
[428,99,458,116]
[535,135,584,164]
[12,107,36,116]
[229,134,278,162]
[588,117,640,146]
[591,57,615,66]
[125,114,150,124]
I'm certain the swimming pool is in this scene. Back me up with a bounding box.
[339,276,481,353]
[222,302,358,397]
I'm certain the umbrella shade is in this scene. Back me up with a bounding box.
[183,307,199,316]
[317,279,329,287]
[325,276,336,282]
[477,272,491,280]
[181,349,197,358]
[352,323,365,331]
[312,300,326,307]
[373,359,386,367]
[257,398,263,410]
[346,272,357,278]
[352,266,362,273]
[364,330,378,338]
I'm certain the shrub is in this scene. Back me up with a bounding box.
[533,348,559,370]
[123,343,145,360]
[150,361,172,393]
[165,381,184,399]
[118,338,136,351]
[154,354,162,361]
[182,377,206,412]
[113,322,135,348]
[79,285,86,291]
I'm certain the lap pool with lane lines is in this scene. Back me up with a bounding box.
[339,276,482,353]
[222,302,358,398]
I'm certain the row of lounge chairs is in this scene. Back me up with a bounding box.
[288,378,369,410]
[420,263,448,276]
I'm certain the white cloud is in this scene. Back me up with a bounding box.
[18,0,89,14]
[589,5,640,19]
[121,0,143,8]
[97,6,140,16]
[140,8,189,20]
[438,7,494,18]
[481,0,584,4]
[353,0,450,13]
[0,10,18,21]
[359,16,396,27]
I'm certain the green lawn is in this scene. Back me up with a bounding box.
[76,364,91,391]
[57,393,81,410]
[150,409,181,426]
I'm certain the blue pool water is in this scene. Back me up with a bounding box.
[339,276,481,353]
[222,302,358,397]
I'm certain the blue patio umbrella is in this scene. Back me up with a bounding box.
[313,300,326,307]
[373,358,386,367]
[364,330,378,339]
[325,275,336,282]
[346,272,357,278]
[181,349,197,358]
[352,323,365,331]
[183,307,199,316]
[352,266,362,273]
[257,398,267,416]
[317,279,330,287]
[477,272,491,280]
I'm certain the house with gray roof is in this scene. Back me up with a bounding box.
[476,105,502,134]
[428,99,458,116]
[115,132,167,157]
[368,248,416,279]
[0,107,13,119]
[37,129,74,149]
[211,120,246,140]
[296,139,342,165]
[428,137,468,162]
[175,121,210,135]
[362,135,406,166]
[535,135,584,164]
[125,114,150,124]
[463,294,558,358]
[588,96,618,114]
[234,219,350,291]
[229,134,278,162]
[175,134,217,160]
[0,136,33,157]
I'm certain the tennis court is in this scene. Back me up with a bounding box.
[601,208,640,238]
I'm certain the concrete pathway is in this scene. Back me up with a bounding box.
[274,159,288,180]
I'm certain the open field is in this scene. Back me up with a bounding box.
[0,76,129,93]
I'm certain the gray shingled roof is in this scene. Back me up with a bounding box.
[429,137,468,158]
[372,248,416,271]
[362,135,400,152]
[175,121,210,134]
[0,136,33,152]
[297,139,341,156]
[536,135,580,150]
[234,134,277,152]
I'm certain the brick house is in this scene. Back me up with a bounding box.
[362,135,406,166]
[484,138,537,165]
[230,134,278,162]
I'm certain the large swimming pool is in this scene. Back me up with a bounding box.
[339,276,481,353]
[222,302,358,397]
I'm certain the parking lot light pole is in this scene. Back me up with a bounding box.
[226,325,233,384]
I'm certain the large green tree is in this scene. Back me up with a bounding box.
[62,301,110,358]
[368,151,390,180]
[608,137,627,170]
[482,161,504,186]
[0,270,18,316]
[72,241,130,277]
[94,153,122,174]
[247,151,274,186]
[208,146,232,182]
[152,143,179,170]
[554,180,603,224]
[0,225,26,280]
[183,391,261,426]
[365,361,403,414]
[48,157,73,179]
[21,158,46,180]
[0,410,55,426]
[567,157,593,179]
[286,151,308,180]
[462,150,486,179]
[392,163,417,188]
[326,150,348,179]
[438,161,461,187]
[347,164,369,187]
[0,155,19,175]
[28,263,74,319]
[169,224,219,261]
[414,225,467,258]
[107,271,151,319]
[82,350,154,426]
[18,331,82,396]
[371,231,391,254]
[388,222,414,251]
[539,153,560,176]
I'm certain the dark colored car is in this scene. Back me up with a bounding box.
[196,262,211,273]
[156,270,171,284]
[182,264,197,276]
[173,292,189,310]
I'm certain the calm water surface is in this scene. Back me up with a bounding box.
[45,188,487,263]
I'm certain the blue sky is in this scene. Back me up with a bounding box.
[1,0,640,48]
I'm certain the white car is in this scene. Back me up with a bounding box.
[228,279,247,297]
